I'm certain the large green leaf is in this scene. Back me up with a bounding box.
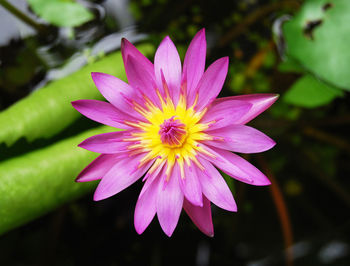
[0,44,153,146]
[283,0,350,90]
[283,74,343,108]
[27,0,94,27]
[0,126,114,235]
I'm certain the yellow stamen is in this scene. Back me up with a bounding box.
[124,87,213,181]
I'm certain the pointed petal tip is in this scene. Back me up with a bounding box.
[258,139,277,153]
[270,139,277,149]
[75,173,98,183]
[77,138,88,148]
[90,71,98,76]
[121,38,133,50]
[159,35,176,49]
[270,93,280,103]
[215,56,229,70]
[71,100,85,112]
[222,201,238,212]
[90,71,103,81]
[231,205,238,212]
[76,140,98,152]
[134,224,146,235]
[187,199,203,208]
[163,228,175,237]
[196,28,205,38]
[75,176,83,182]
[93,189,109,201]
[71,100,79,107]
[198,226,215,237]
[204,228,214,237]
[71,99,89,109]
[158,216,176,237]
[255,176,271,186]
[262,93,280,104]
[93,193,102,201]
[213,56,229,66]
[222,56,229,63]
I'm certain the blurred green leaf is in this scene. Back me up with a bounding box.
[278,56,304,73]
[283,74,343,108]
[27,0,94,27]
[283,0,350,90]
[0,126,114,235]
[0,44,153,147]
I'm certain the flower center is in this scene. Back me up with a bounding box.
[159,116,187,147]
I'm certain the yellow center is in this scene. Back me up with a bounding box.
[123,87,214,179]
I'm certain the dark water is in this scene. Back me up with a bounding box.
[0,0,349,265]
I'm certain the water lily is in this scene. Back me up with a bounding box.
[72,29,277,237]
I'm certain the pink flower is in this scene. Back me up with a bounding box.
[72,29,277,237]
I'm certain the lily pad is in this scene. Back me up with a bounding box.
[0,126,113,235]
[27,0,94,27]
[283,0,350,90]
[283,74,344,108]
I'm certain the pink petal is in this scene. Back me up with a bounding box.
[139,160,166,198]
[71,99,134,129]
[183,29,206,101]
[178,162,203,207]
[154,36,182,105]
[201,100,252,130]
[78,131,133,154]
[197,158,237,212]
[134,171,162,235]
[76,154,120,182]
[183,196,214,237]
[156,169,184,237]
[212,94,279,124]
[91,72,144,120]
[121,38,154,78]
[199,145,271,186]
[93,154,153,201]
[205,125,276,153]
[191,57,229,111]
[125,55,161,107]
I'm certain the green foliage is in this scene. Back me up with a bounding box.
[0,126,114,235]
[283,0,350,90]
[269,100,301,120]
[27,0,94,27]
[283,74,343,108]
[278,56,304,73]
[0,44,153,147]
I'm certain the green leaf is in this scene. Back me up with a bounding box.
[0,126,114,235]
[27,0,94,27]
[283,0,350,90]
[278,56,304,73]
[0,44,154,146]
[283,74,344,108]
